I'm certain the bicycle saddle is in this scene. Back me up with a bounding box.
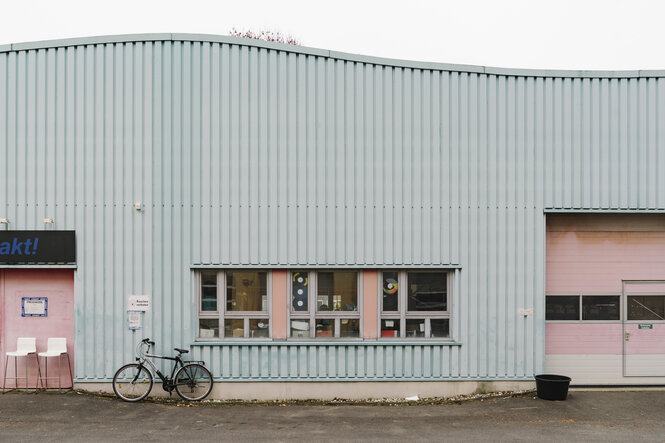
[174,348,189,354]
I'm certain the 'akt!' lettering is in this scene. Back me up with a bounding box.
[0,237,39,255]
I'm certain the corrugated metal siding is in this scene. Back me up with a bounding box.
[1,36,664,382]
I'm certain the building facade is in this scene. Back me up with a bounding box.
[1,34,664,399]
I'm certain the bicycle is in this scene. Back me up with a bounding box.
[112,338,213,402]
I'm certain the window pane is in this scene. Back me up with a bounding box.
[315,319,334,337]
[430,319,449,338]
[316,271,358,312]
[290,320,310,338]
[628,296,665,321]
[224,319,245,338]
[407,272,447,311]
[546,296,580,320]
[227,271,268,312]
[201,286,217,312]
[406,319,426,337]
[340,319,359,338]
[249,319,270,338]
[380,319,400,338]
[201,271,217,312]
[382,272,399,312]
[292,272,309,312]
[582,296,620,321]
[199,319,219,338]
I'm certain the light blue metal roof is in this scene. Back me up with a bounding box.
[0,33,663,78]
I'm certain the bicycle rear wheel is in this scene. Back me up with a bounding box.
[174,363,213,401]
[112,363,153,402]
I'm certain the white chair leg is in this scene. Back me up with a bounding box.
[35,354,43,392]
[2,355,8,394]
[66,353,73,389]
[58,355,62,392]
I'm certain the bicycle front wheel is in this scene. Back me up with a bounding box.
[174,363,213,401]
[112,363,153,402]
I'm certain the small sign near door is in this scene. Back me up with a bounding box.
[128,294,151,311]
[638,324,653,330]
[21,297,48,317]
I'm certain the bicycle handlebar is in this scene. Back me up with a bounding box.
[141,338,156,346]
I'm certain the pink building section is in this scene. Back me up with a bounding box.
[0,269,74,388]
[546,214,665,356]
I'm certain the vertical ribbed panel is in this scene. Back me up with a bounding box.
[191,343,467,380]
[1,37,664,382]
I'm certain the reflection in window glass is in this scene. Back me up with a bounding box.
[431,319,449,338]
[546,296,580,320]
[381,319,400,338]
[227,271,268,312]
[199,319,219,338]
[315,319,334,337]
[628,296,665,321]
[340,319,360,338]
[406,319,426,337]
[201,271,217,311]
[291,271,309,312]
[407,272,447,311]
[225,319,245,338]
[382,271,399,312]
[317,272,357,312]
[249,319,270,338]
[290,320,310,338]
[582,296,620,320]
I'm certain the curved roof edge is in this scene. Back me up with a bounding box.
[1,33,663,79]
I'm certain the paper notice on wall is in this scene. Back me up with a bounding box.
[127,310,142,330]
[22,297,48,317]
[128,294,151,311]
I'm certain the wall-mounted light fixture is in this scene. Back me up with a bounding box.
[135,202,142,212]
[0,218,9,230]
[43,218,54,230]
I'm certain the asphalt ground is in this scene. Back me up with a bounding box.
[0,390,664,442]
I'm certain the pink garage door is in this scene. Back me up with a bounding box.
[546,214,665,384]
[0,269,74,388]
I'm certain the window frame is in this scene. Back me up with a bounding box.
[379,270,452,339]
[546,293,622,323]
[197,270,273,340]
[287,270,363,339]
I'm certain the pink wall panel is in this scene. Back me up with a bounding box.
[546,323,623,355]
[547,222,665,294]
[271,271,287,339]
[1,269,74,388]
[362,271,378,339]
[625,324,665,355]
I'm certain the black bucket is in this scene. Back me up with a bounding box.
[534,374,571,401]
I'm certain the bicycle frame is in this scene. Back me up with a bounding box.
[138,353,183,392]
[134,342,204,393]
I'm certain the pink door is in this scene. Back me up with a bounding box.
[0,269,75,388]
[623,281,665,377]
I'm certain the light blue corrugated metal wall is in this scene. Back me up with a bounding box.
[1,35,664,382]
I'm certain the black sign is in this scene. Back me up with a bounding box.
[0,231,76,264]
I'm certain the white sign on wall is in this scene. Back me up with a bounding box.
[128,294,151,312]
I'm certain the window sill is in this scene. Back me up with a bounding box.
[192,339,462,346]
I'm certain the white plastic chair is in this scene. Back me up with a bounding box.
[38,338,73,391]
[3,337,42,393]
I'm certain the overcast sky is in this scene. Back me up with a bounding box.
[1,0,664,70]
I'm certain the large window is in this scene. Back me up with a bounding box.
[546,295,620,321]
[380,271,450,338]
[198,271,271,339]
[289,271,361,338]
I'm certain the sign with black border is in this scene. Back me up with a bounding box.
[0,231,75,264]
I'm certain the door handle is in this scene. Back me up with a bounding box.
[625,332,630,341]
